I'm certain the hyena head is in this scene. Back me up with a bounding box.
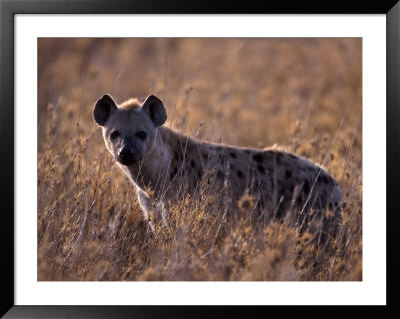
[93,94,167,166]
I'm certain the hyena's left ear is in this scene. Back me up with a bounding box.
[141,95,167,127]
[93,94,118,126]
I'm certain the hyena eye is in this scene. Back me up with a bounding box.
[136,131,147,140]
[110,130,120,140]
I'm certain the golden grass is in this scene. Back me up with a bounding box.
[38,38,362,281]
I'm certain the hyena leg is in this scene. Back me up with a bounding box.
[137,189,171,235]
[158,201,172,236]
[137,189,155,233]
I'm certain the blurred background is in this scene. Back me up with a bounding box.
[38,38,361,154]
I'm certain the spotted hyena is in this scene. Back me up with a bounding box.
[93,94,342,240]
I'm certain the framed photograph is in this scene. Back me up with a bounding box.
[1,0,399,318]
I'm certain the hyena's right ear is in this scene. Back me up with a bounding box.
[93,94,118,126]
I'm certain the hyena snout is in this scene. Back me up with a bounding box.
[117,144,140,166]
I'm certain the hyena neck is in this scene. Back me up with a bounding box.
[124,127,173,193]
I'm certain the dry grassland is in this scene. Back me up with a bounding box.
[38,38,362,281]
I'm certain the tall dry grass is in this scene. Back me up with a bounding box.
[38,38,362,281]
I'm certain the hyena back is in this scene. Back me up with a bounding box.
[93,94,342,238]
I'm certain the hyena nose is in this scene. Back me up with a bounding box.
[118,147,134,160]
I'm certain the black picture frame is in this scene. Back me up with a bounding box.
[1,0,399,318]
